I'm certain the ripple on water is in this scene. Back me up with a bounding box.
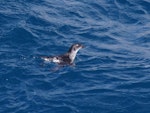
[0,0,150,113]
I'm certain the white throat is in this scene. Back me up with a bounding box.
[69,49,80,63]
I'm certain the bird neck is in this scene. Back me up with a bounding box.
[69,50,78,63]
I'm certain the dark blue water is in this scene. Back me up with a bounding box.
[0,0,150,113]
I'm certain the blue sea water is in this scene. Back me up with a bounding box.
[0,0,150,113]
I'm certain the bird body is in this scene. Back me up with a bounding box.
[41,43,84,65]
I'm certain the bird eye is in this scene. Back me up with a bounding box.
[76,44,79,47]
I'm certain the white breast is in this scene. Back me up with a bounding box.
[69,48,80,63]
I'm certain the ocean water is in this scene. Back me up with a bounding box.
[0,0,150,113]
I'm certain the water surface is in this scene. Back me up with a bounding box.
[0,0,150,113]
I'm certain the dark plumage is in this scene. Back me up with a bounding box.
[41,43,84,65]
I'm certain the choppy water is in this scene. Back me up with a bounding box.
[0,0,150,113]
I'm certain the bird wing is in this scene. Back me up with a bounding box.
[41,56,54,62]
